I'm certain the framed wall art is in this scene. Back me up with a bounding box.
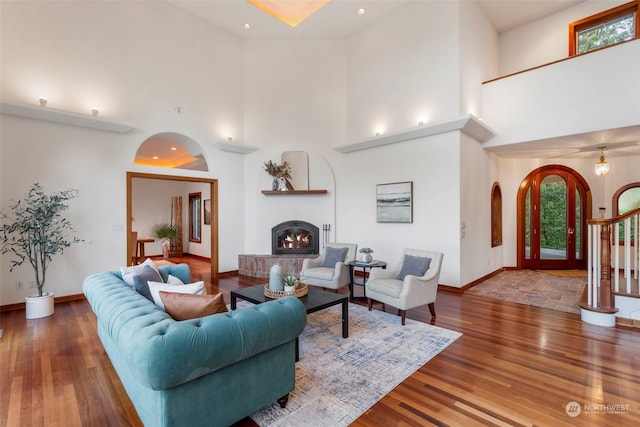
[376,181,413,223]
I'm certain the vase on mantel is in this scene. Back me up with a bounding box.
[277,177,288,191]
[272,178,278,191]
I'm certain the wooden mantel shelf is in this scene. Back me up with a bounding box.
[262,190,328,195]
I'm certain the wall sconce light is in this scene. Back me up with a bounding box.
[594,146,610,176]
[599,207,606,218]
[91,107,99,117]
[39,97,48,106]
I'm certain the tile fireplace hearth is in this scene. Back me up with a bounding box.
[238,254,315,278]
[239,220,321,278]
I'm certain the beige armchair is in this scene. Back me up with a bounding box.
[365,249,443,325]
[299,243,357,290]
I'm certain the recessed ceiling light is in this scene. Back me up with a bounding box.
[153,156,159,160]
[243,23,252,30]
[171,147,177,151]
[357,8,366,15]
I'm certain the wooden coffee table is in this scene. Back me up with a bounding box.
[230,284,348,361]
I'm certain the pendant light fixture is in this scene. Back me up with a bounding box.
[594,146,610,176]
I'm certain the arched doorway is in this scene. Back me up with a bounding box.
[517,165,592,270]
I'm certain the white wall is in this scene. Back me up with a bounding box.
[347,1,462,140]
[460,0,499,116]
[460,133,503,284]
[0,1,244,305]
[483,39,640,146]
[242,39,347,253]
[498,0,629,76]
[332,132,463,287]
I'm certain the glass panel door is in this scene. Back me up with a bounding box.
[540,175,567,260]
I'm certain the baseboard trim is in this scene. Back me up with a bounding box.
[0,293,86,313]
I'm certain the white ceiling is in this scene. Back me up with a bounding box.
[168,0,585,39]
[166,0,640,159]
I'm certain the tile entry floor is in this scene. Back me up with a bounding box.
[467,269,586,314]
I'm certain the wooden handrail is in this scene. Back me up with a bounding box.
[581,207,639,317]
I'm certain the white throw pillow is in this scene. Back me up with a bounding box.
[121,258,159,287]
[147,281,205,310]
[166,274,184,285]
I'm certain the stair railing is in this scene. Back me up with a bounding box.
[585,207,640,312]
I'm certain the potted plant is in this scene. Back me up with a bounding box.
[1,183,84,319]
[263,160,292,191]
[359,247,374,263]
[151,223,177,258]
[281,273,298,292]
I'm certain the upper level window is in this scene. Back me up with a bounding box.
[569,0,639,56]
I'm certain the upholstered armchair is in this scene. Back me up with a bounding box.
[365,249,443,325]
[299,243,357,290]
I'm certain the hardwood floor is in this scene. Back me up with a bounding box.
[1,256,639,426]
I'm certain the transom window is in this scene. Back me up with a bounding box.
[569,0,639,56]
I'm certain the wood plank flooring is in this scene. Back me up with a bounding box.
[1,256,639,426]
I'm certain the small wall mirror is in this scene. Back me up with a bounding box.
[281,151,308,190]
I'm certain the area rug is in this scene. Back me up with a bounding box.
[249,302,461,426]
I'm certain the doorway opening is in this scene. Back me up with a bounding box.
[517,165,592,270]
[126,172,218,280]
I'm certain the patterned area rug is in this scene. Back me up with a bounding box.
[250,303,461,426]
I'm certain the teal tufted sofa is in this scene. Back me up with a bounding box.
[83,263,307,427]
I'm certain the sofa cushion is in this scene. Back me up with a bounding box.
[367,278,404,298]
[121,258,159,286]
[321,246,348,268]
[160,292,228,320]
[395,255,431,281]
[133,265,163,301]
[148,281,205,310]
[166,274,184,285]
[301,266,336,280]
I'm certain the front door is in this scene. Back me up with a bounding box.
[518,165,591,269]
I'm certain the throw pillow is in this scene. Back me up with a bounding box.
[121,258,158,287]
[395,255,432,281]
[160,292,228,321]
[147,281,206,310]
[166,274,184,285]
[133,265,163,301]
[321,246,349,268]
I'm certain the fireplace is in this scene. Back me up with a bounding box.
[272,220,319,255]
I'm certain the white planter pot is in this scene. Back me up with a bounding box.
[25,292,55,319]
